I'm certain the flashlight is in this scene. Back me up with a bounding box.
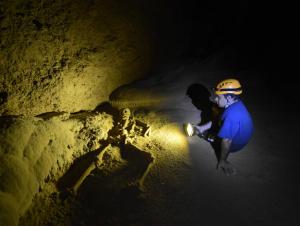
[183,123,194,137]
[183,123,215,142]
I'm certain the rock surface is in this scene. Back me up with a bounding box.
[0,0,152,116]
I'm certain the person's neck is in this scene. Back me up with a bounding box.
[225,99,238,108]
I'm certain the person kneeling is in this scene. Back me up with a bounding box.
[194,79,254,175]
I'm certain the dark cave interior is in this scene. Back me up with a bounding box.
[139,0,299,103]
[1,1,299,226]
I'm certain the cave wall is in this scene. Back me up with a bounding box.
[0,0,255,116]
[2,0,295,116]
[0,0,153,116]
[0,0,155,224]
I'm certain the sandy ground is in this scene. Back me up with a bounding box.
[15,59,300,226]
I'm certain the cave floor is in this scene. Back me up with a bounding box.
[20,65,299,226]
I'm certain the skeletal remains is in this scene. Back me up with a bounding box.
[57,108,152,195]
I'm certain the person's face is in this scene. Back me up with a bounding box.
[213,94,228,108]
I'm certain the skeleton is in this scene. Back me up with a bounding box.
[57,108,152,195]
[115,108,151,144]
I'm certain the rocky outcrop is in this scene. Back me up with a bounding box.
[0,0,152,116]
[0,112,114,226]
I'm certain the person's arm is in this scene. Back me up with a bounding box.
[194,121,212,134]
[220,138,232,161]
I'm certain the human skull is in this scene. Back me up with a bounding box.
[121,108,131,120]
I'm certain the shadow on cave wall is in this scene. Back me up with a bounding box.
[186,83,214,125]
[186,83,224,162]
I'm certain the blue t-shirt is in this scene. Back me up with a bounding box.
[217,100,254,152]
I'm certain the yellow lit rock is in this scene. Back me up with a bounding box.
[0,0,153,116]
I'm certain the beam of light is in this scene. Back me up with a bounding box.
[164,127,186,145]
[151,123,189,157]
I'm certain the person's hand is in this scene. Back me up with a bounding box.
[193,125,205,135]
[217,160,236,176]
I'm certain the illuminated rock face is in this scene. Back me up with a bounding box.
[0,0,152,116]
[0,112,114,226]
